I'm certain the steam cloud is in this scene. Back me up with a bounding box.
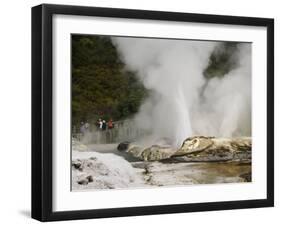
[112,37,251,147]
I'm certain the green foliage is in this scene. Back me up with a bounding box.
[72,35,147,127]
[204,43,238,79]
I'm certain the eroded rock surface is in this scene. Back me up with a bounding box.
[174,136,251,162]
[121,136,251,162]
[141,145,177,161]
[72,138,252,191]
[72,151,140,190]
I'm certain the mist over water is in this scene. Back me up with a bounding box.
[112,37,251,147]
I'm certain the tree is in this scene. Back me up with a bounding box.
[72,35,147,128]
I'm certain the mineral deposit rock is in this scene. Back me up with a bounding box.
[126,145,145,159]
[239,172,252,182]
[72,138,89,151]
[72,150,139,190]
[174,136,251,162]
[175,136,214,156]
[121,136,251,162]
[141,145,177,161]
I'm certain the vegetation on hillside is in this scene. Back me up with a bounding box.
[72,35,148,127]
[204,42,238,79]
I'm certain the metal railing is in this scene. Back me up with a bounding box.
[72,119,147,144]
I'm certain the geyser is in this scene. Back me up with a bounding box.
[112,37,251,147]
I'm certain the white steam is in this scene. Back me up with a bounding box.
[112,37,251,147]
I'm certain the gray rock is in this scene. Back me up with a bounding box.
[86,175,94,182]
[77,178,89,185]
[117,141,131,151]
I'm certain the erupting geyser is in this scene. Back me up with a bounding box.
[174,85,192,147]
[112,37,251,147]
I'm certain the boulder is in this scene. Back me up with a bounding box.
[117,141,131,151]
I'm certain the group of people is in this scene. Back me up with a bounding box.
[97,118,114,131]
[78,118,114,137]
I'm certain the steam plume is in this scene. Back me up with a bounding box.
[112,37,251,147]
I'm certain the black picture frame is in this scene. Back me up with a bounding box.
[32,3,274,222]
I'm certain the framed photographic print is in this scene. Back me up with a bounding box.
[31,4,274,221]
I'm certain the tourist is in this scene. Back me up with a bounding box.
[84,120,90,132]
[80,122,86,136]
[108,118,114,129]
[102,120,107,130]
[98,119,103,130]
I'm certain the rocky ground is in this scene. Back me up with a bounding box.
[72,137,252,191]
